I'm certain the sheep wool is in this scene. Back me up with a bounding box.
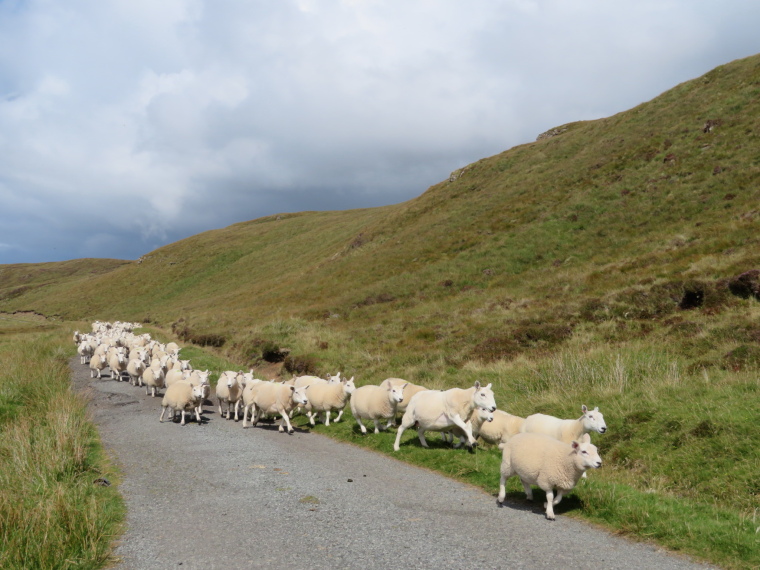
[497,432,602,520]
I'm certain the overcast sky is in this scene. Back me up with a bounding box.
[1,1,759,264]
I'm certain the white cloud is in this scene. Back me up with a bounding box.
[1,0,760,263]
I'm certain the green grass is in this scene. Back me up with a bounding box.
[0,326,124,569]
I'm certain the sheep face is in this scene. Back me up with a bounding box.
[327,372,342,384]
[572,434,602,469]
[581,405,607,434]
[389,383,407,404]
[292,386,309,406]
[475,407,494,423]
[472,381,497,412]
[343,376,356,395]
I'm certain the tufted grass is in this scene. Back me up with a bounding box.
[0,324,124,570]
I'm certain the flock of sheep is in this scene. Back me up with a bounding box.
[74,320,608,521]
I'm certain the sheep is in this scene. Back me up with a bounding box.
[378,378,429,425]
[108,351,128,381]
[89,353,108,378]
[497,432,602,520]
[393,381,497,452]
[241,378,265,426]
[164,368,188,388]
[441,406,496,446]
[142,364,166,397]
[216,371,245,421]
[159,382,205,426]
[126,353,147,386]
[77,340,94,364]
[165,341,180,355]
[170,359,191,371]
[472,409,525,448]
[520,405,607,444]
[350,382,407,435]
[185,369,211,387]
[248,383,309,434]
[302,376,356,426]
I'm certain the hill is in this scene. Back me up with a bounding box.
[2,54,758,370]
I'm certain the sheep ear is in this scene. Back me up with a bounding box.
[402,383,408,389]
[582,404,588,413]
[474,381,481,389]
[289,386,295,392]
[594,406,599,412]
[571,441,580,450]
[485,383,492,390]
[581,433,591,443]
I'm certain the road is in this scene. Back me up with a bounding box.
[70,358,714,570]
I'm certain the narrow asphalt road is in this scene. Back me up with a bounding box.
[70,358,714,570]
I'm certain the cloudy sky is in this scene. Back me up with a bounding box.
[1,1,759,264]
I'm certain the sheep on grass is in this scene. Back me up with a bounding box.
[393,381,496,451]
[497,432,602,520]
[350,382,407,435]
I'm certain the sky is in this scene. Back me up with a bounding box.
[1,1,760,264]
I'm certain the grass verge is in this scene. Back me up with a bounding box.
[0,325,125,570]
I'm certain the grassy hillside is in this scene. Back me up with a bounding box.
[1,54,759,567]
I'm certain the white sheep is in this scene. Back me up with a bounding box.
[159,382,205,426]
[520,405,607,444]
[126,354,147,386]
[216,371,245,421]
[248,382,309,434]
[393,381,497,451]
[77,340,94,364]
[472,409,525,448]
[89,353,108,378]
[164,368,188,388]
[108,351,128,381]
[350,383,407,435]
[378,378,429,424]
[303,376,356,426]
[241,378,265,426]
[142,364,166,397]
[497,432,602,520]
[441,406,496,446]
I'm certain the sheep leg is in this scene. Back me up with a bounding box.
[180,410,187,426]
[159,406,168,423]
[233,400,240,422]
[324,411,330,426]
[279,411,295,434]
[373,419,383,434]
[194,406,202,425]
[544,489,556,520]
[521,479,534,501]
[307,411,316,426]
[355,418,368,434]
[242,404,251,428]
[416,427,430,448]
[393,414,417,451]
[449,414,477,447]
[334,409,343,422]
[497,473,508,505]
